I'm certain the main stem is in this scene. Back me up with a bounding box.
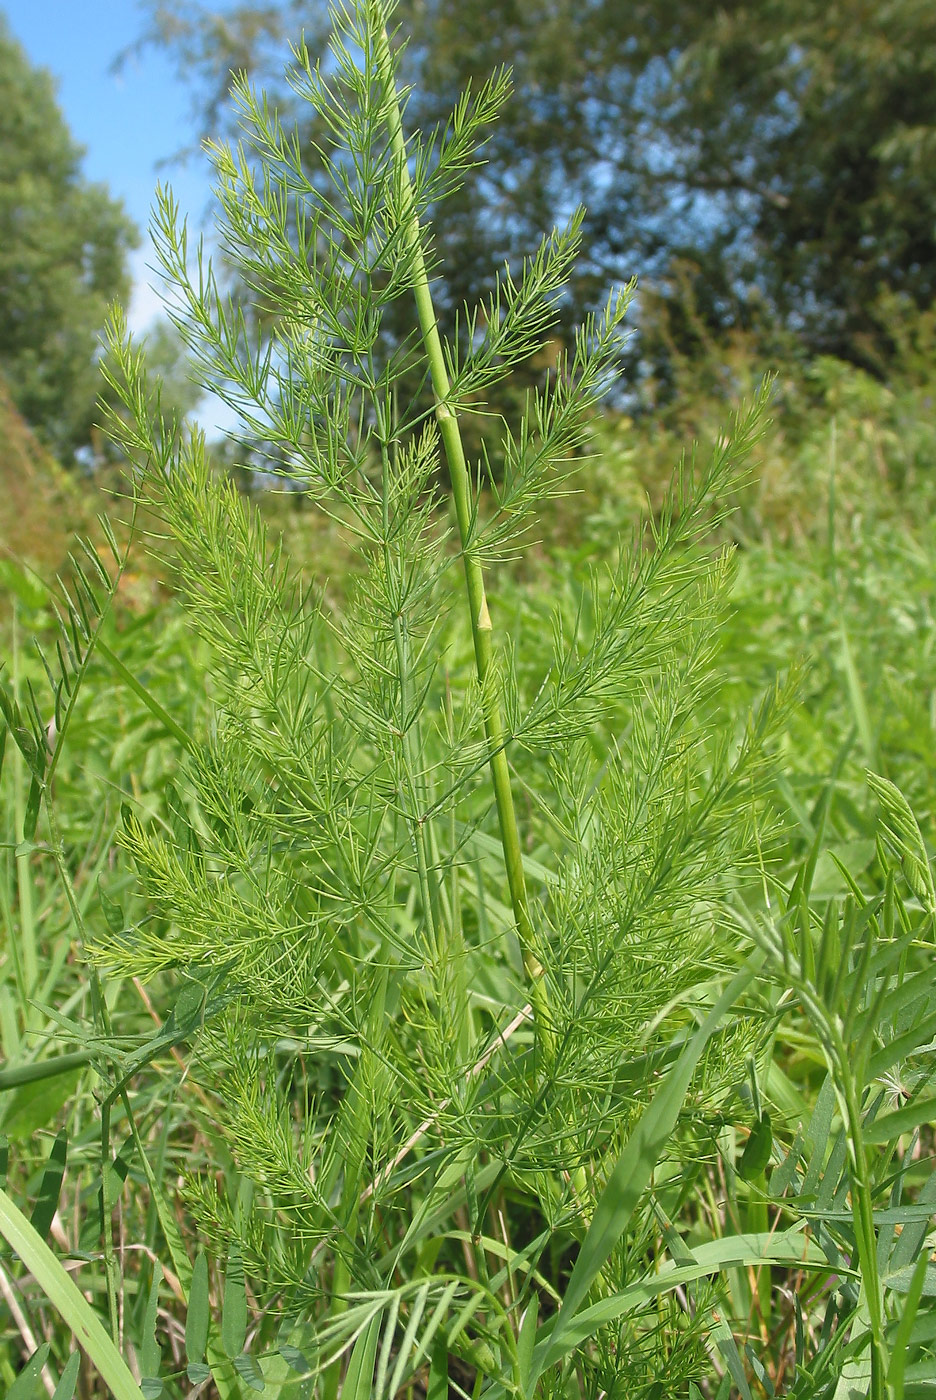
[374,19,553,1056]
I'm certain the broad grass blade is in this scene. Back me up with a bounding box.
[30,1128,67,1241]
[0,1185,145,1400]
[51,1351,80,1400]
[8,1342,50,1400]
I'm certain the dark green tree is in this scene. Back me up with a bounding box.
[133,0,936,375]
[0,18,138,462]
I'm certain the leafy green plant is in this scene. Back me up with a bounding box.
[3,2,935,1398]
[96,1,792,1390]
[745,770,936,1400]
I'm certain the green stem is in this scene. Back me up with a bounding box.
[374,16,553,1057]
[833,1029,887,1399]
[0,1050,94,1090]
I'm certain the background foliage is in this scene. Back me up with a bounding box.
[0,18,137,463]
[132,0,936,377]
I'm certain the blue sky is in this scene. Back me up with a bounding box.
[2,0,220,333]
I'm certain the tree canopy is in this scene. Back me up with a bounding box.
[0,19,138,462]
[135,0,936,377]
